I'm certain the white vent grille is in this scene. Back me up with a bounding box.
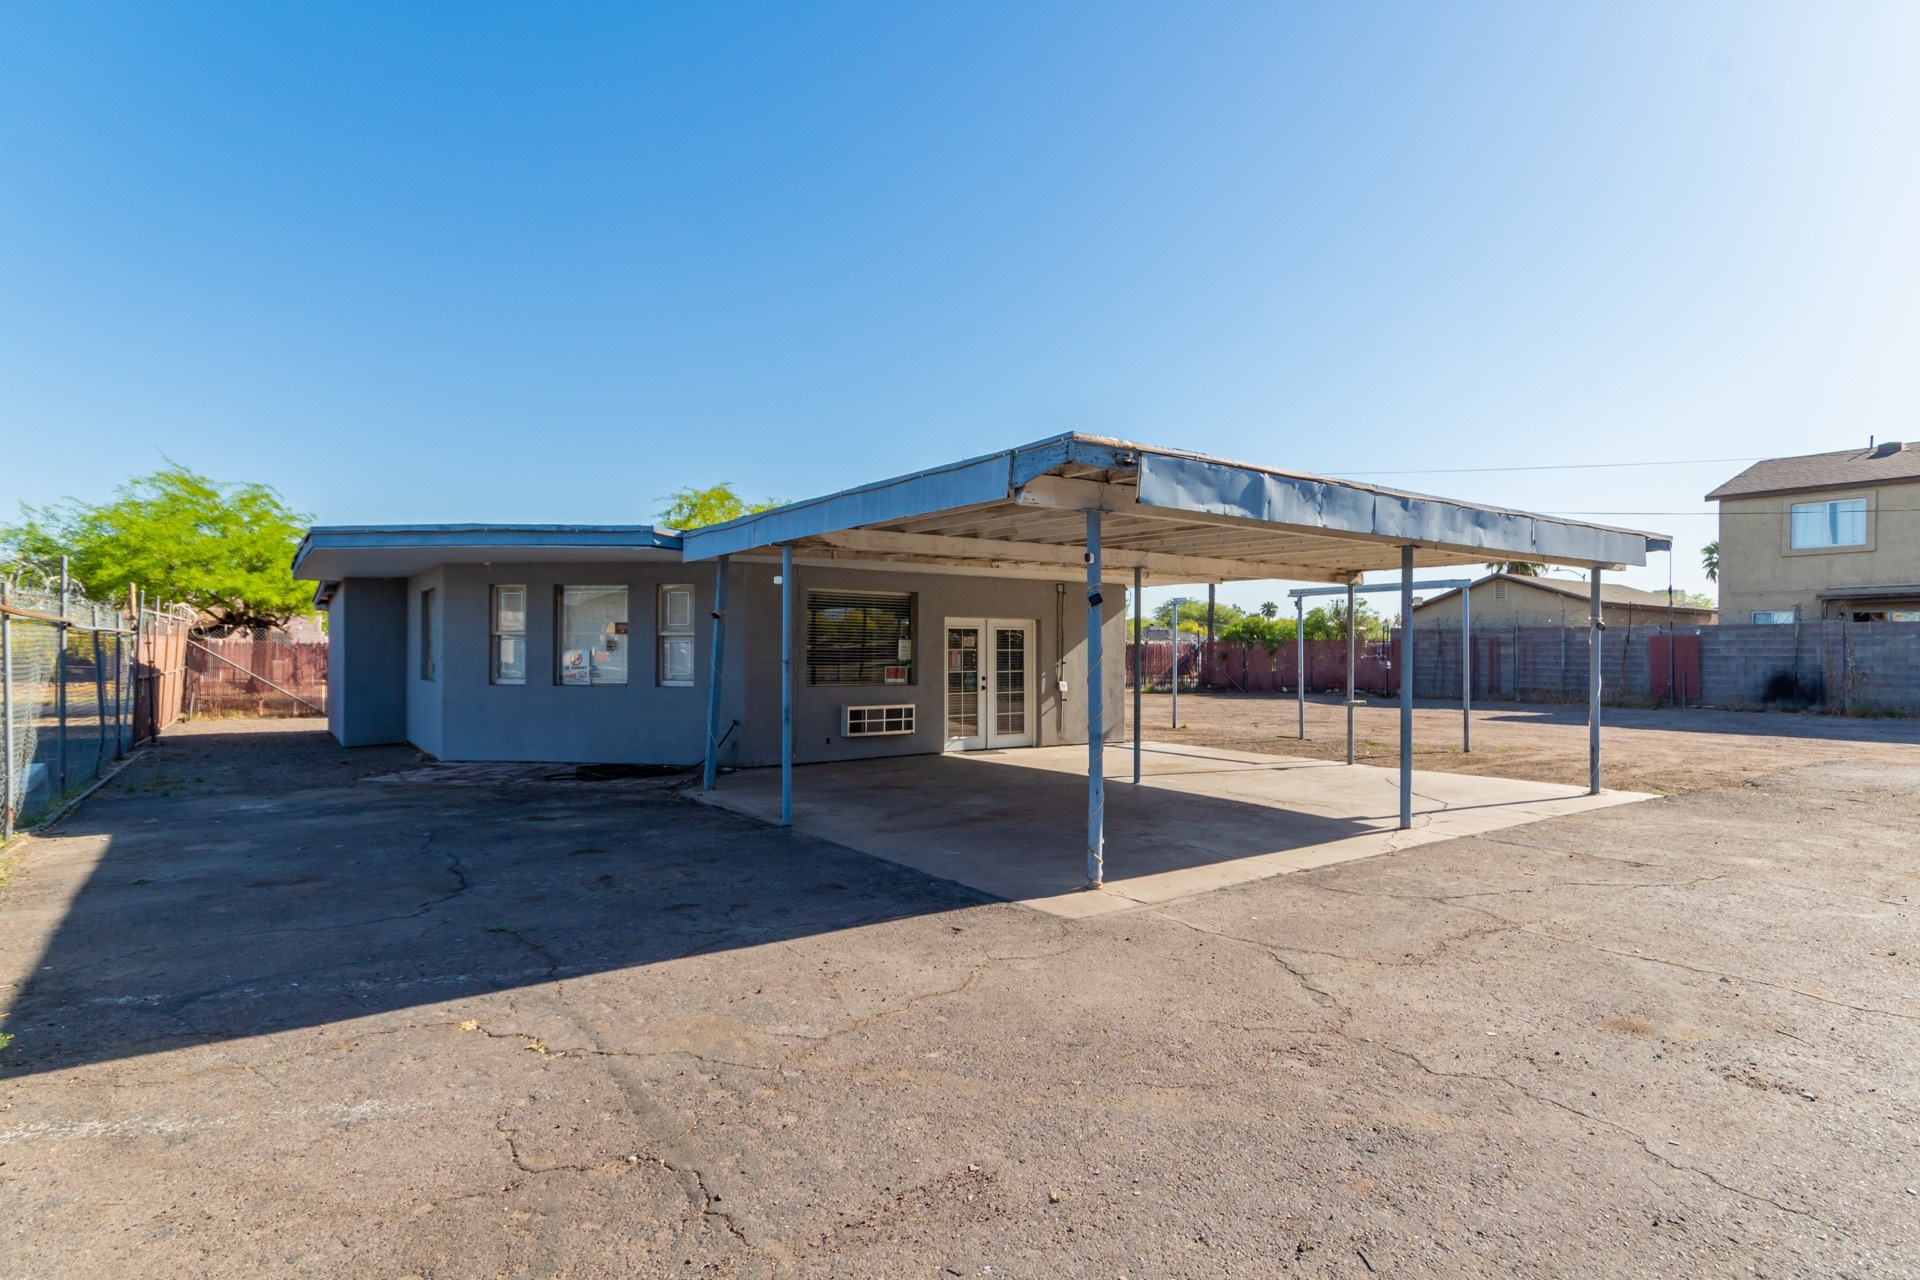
[844,704,916,737]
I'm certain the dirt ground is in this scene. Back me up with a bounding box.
[1,717,1917,1278]
[1142,691,1920,794]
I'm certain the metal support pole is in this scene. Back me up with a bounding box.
[2,582,15,843]
[1296,596,1306,740]
[1169,625,1178,731]
[92,609,108,775]
[1345,581,1356,765]
[1132,566,1142,785]
[1589,569,1603,795]
[57,557,70,797]
[780,546,793,826]
[1085,509,1105,887]
[1461,579,1472,753]
[702,555,729,790]
[1399,546,1414,831]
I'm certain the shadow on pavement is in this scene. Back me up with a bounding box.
[0,725,988,1081]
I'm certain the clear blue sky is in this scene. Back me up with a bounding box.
[5,2,1917,612]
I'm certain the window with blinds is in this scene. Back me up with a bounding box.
[806,590,915,686]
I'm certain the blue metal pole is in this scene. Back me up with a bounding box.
[1131,565,1142,785]
[702,555,729,790]
[1589,568,1602,795]
[1296,596,1305,740]
[781,545,793,826]
[1345,580,1356,765]
[1399,546,1414,830]
[1462,576,1473,753]
[1085,510,1104,887]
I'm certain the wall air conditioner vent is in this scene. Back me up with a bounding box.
[844,704,916,737]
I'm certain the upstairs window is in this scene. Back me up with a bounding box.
[658,584,696,687]
[491,586,527,684]
[807,590,914,686]
[1790,498,1867,549]
[556,586,629,686]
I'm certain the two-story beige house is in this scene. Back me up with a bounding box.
[1708,440,1920,623]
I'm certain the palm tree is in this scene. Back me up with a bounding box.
[1259,601,1279,619]
[1701,540,1719,582]
[1484,561,1543,576]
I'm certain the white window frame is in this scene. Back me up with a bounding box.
[658,583,696,688]
[1751,610,1796,625]
[491,585,527,685]
[1789,497,1868,550]
[555,585,630,687]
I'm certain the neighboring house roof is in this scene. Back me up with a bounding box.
[1706,441,1920,501]
[1412,572,1716,617]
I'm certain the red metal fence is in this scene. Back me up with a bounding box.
[185,637,328,718]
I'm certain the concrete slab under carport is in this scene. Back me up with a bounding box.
[696,742,1656,917]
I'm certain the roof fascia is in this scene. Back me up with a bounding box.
[1135,451,1657,568]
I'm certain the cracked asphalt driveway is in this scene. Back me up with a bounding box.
[1,720,1917,1278]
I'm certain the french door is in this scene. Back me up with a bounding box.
[944,619,1035,750]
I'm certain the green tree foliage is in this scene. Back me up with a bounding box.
[1655,587,1716,608]
[1217,613,1296,650]
[1485,561,1543,576]
[1258,601,1279,619]
[2,465,313,628]
[1701,540,1719,582]
[1150,598,1247,633]
[1307,597,1389,641]
[657,483,784,531]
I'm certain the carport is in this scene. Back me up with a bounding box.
[684,434,1670,890]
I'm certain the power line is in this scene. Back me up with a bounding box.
[1324,456,1760,477]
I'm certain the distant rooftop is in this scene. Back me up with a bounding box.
[1707,441,1920,501]
[1413,571,1716,615]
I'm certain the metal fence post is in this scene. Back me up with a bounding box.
[2,581,14,843]
[93,605,108,777]
[56,556,70,798]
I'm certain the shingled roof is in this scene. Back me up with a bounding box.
[1707,441,1920,501]
[1413,572,1716,616]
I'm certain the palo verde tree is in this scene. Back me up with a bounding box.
[2,464,314,629]
[657,483,785,531]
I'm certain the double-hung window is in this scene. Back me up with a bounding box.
[556,586,629,686]
[491,586,527,684]
[1790,497,1867,549]
[658,584,696,687]
[806,590,915,686]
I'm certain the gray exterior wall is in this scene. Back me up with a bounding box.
[325,578,408,747]
[734,563,1127,767]
[327,559,1128,765]
[404,568,447,758]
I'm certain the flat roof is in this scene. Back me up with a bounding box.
[681,434,1670,584]
[293,524,682,586]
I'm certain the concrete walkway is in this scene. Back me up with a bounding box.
[697,742,1654,916]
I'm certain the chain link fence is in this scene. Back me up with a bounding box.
[2,559,192,841]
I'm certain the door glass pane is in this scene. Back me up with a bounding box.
[946,627,978,739]
[995,628,1026,736]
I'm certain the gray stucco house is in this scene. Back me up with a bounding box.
[295,523,1115,769]
[295,433,1667,874]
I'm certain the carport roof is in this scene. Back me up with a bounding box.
[681,434,1671,585]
